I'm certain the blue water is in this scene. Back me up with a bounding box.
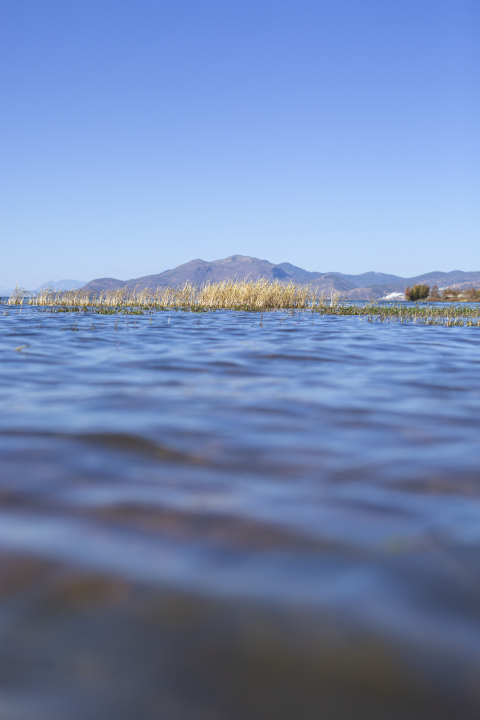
[1,305,480,719]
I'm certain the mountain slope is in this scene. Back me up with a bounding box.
[340,272,405,287]
[276,262,324,283]
[406,271,480,287]
[82,255,290,292]
[81,256,480,296]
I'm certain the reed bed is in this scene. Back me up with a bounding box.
[10,279,325,310]
[5,279,480,326]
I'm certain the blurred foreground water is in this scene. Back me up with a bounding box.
[1,305,480,719]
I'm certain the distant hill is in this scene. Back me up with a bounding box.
[275,262,324,283]
[82,256,358,294]
[82,256,291,292]
[1,279,86,297]
[340,272,405,287]
[81,256,480,300]
[35,279,87,292]
[407,271,480,288]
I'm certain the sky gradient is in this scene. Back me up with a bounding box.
[1,0,479,289]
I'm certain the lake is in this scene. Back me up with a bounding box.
[1,304,480,719]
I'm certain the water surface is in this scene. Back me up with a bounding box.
[1,306,480,719]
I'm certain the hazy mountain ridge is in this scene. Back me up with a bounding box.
[80,256,480,299]
[1,279,87,297]
[35,279,87,292]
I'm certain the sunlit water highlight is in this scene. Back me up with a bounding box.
[1,305,480,719]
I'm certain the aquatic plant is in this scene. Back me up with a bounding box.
[5,279,480,326]
[7,285,28,305]
[25,279,327,311]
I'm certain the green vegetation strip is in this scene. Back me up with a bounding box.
[10,302,478,327]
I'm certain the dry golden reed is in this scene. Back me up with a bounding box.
[14,279,336,311]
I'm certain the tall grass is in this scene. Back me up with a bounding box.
[6,285,29,305]
[5,279,480,326]
[18,279,331,310]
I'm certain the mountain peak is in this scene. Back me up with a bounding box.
[80,257,480,299]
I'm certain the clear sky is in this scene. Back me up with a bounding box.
[1,0,479,288]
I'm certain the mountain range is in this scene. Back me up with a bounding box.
[0,279,86,297]
[81,255,480,300]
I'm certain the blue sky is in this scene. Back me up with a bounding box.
[1,0,479,288]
